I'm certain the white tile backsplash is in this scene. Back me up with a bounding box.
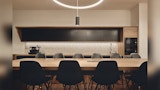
[24,42,118,55]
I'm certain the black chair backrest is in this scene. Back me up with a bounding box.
[133,61,147,86]
[91,53,102,58]
[73,53,84,58]
[92,61,120,85]
[54,53,64,58]
[35,52,45,58]
[139,61,147,75]
[20,61,45,85]
[110,53,121,58]
[56,60,83,85]
[130,53,141,58]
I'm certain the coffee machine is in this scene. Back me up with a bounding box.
[28,46,39,54]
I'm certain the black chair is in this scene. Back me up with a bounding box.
[56,60,86,90]
[73,53,84,58]
[87,53,103,78]
[53,53,64,58]
[125,53,141,86]
[91,53,103,58]
[130,53,141,58]
[36,52,55,80]
[20,61,51,90]
[110,53,124,85]
[125,61,147,89]
[89,61,120,90]
[35,52,45,58]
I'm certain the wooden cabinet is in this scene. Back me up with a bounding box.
[15,26,138,58]
[118,26,138,56]
[123,27,138,38]
[123,27,138,55]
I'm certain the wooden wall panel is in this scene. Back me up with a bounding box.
[118,42,124,56]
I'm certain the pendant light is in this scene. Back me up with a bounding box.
[52,0,104,26]
[76,0,79,26]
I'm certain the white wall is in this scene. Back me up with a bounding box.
[13,10,131,26]
[130,3,148,59]
[13,10,131,55]
[139,3,148,59]
[131,5,139,26]
[148,0,160,64]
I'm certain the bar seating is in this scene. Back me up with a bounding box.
[56,60,86,90]
[88,53,103,75]
[125,61,147,90]
[89,61,120,90]
[20,61,51,90]
[36,52,55,81]
[110,53,124,85]
[125,53,142,86]
[86,53,103,75]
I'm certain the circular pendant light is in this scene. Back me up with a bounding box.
[52,0,104,9]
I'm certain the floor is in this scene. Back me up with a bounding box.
[15,75,143,90]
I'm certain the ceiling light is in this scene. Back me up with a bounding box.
[76,0,79,26]
[52,0,104,9]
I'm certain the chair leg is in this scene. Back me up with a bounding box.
[91,81,94,90]
[83,81,86,90]
[100,85,105,89]
[38,85,41,90]
[103,85,106,89]
[112,84,114,88]
[63,85,66,90]
[76,84,79,90]
[48,80,52,89]
[107,85,112,90]
[25,84,28,90]
[105,85,107,90]
[138,86,141,90]
[95,84,98,90]
[44,83,48,90]
[126,79,131,89]
[32,85,35,90]
[69,85,71,90]
[121,75,124,85]
[88,79,91,90]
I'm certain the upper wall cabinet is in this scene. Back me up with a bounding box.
[117,26,138,56]
[123,27,138,55]
[123,27,138,38]
[17,27,123,42]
